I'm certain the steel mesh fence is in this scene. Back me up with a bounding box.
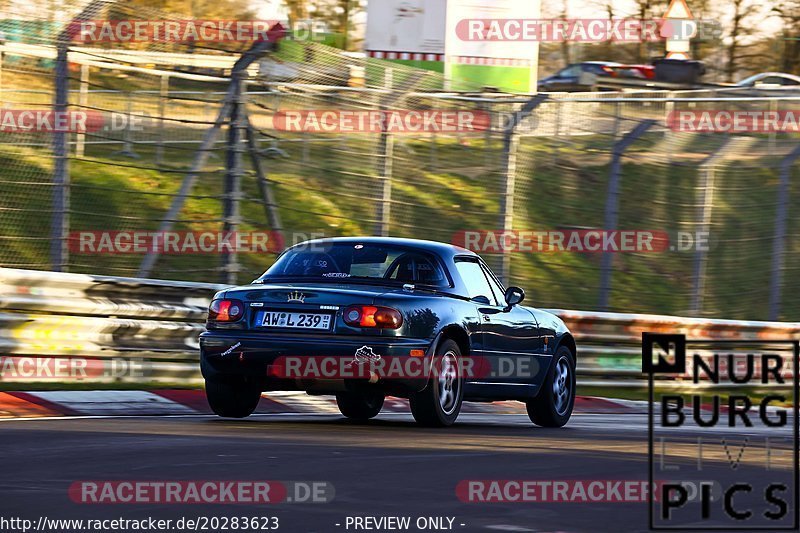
[0,1,798,320]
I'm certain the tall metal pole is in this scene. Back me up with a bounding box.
[498,95,548,285]
[374,69,393,237]
[221,75,245,284]
[375,130,394,237]
[244,113,283,239]
[75,64,90,158]
[137,36,280,278]
[50,0,112,271]
[50,35,69,271]
[156,74,169,166]
[498,131,519,285]
[690,164,716,316]
[688,138,753,315]
[597,119,655,311]
[372,68,434,237]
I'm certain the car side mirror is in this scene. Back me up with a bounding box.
[504,286,525,310]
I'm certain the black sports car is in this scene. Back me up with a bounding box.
[200,237,576,427]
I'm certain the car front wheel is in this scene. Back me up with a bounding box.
[526,345,576,427]
[409,339,464,427]
[205,378,261,418]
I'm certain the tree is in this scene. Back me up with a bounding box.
[310,0,364,51]
[724,0,759,81]
[283,0,308,23]
[773,0,800,73]
[116,0,255,19]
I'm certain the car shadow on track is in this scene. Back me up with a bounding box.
[203,413,588,436]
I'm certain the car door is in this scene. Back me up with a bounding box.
[476,260,544,386]
[453,258,541,387]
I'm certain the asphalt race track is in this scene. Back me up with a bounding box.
[0,412,796,533]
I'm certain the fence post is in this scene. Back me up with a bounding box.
[689,138,753,315]
[690,163,717,316]
[768,145,800,320]
[375,130,394,237]
[50,0,110,272]
[597,119,655,311]
[137,37,278,278]
[498,94,548,284]
[156,73,169,166]
[244,113,284,244]
[51,29,70,272]
[374,69,394,237]
[75,64,89,158]
[483,98,492,168]
[221,74,246,284]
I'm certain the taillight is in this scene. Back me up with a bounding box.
[343,305,403,329]
[209,299,244,322]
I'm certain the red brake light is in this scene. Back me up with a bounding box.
[343,305,403,329]
[209,299,244,322]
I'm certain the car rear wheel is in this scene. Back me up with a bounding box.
[205,378,261,418]
[409,339,464,427]
[526,345,576,427]
[335,391,385,420]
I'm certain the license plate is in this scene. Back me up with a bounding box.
[260,311,332,330]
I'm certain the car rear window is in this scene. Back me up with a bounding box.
[259,242,449,287]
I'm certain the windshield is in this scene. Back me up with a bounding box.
[258,242,450,287]
[735,74,760,86]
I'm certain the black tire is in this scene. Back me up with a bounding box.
[335,391,385,420]
[409,339,464,427]
[526,345,576,427]
[205,378,261,418]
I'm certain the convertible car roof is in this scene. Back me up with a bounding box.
[289,236,476,260]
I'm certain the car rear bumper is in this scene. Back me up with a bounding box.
[199,330,435,395]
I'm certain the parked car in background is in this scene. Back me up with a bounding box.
[538,61,645,92]
[735,72,800,89]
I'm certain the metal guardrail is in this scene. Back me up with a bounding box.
[0,268,220,384]
[0,267,798,387]
[550,309,800,388]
